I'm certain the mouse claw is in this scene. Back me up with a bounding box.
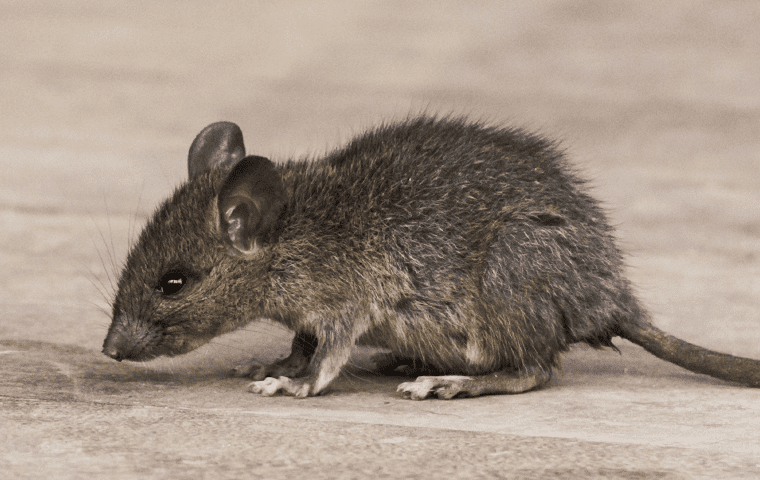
[397,377,437,400]
[397,375,475,400]
[247,377,282,396]
[247,376,312,398]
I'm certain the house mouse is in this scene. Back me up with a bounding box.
[102,116,760,399]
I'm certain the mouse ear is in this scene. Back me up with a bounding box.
[217,155,286,255]
[188,121,246,179]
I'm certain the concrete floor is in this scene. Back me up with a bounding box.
[2,1,760,478]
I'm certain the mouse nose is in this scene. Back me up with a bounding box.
[102,327,133,362]
[102,345,123,362]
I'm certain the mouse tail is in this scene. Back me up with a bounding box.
[617,321,760,387]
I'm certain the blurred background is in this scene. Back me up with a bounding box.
[1,0,759,366]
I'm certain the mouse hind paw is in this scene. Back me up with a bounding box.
[397,369,552,400]
[397,375,474,400]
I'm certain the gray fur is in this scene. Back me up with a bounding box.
[103,115,760,399]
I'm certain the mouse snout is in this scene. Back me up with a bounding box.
[102,329,130,361]
[102,342,124,362]
[102,314,155,362]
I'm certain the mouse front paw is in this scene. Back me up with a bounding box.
[247,376,311,398]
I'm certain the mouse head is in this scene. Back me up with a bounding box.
[103,122,286,362]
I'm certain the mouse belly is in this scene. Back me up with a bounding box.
[357,306,522,375]
[354,286,572,376]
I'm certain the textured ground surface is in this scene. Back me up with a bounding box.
[2,1,760,478]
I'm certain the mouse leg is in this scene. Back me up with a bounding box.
[248,311,368,398]
[397,368,552,400]
[231,331,316,380]
[246,338,355,398]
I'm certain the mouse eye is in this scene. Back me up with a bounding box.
[156,270,187,295]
